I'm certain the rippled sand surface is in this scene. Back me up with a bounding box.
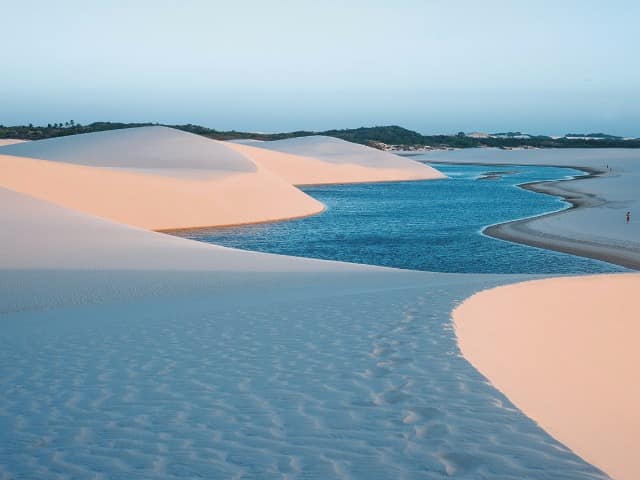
[0,269,607,479]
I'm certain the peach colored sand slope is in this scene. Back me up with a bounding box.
[227,139,445,185]
[0,154,323,231]
[453,274,640,480]
[0,139,27,146]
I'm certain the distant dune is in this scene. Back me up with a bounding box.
[0,126,256,174]
[228,135,445,185]
[0,128,447,230]
[0,127,323,230]
[0,139,27,146]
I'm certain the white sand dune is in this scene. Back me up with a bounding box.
[0,127,325,230]
[0,187,361,273]
[0,132,632,479]
[228,136,445,185]
[0,186,608,478]
[454,274,640,480]
[0,126,256,173]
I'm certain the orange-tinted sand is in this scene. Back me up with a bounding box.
[453,274,640,480]
[0,154,324,231]
[227,141,445,185]
[0,128,446,231]
[0,139,27,146]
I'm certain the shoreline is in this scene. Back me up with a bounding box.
[158,204,327,234]
[484,168,640,270]
[160,177,448,234]
[429,160,639,270]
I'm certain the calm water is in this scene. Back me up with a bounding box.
[178,164,624,274]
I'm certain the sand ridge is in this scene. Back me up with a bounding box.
[0,153,324,231]
[228,136,445,185]
[0,139,27,146]
[0,127,447,230]
[0,126,256,172]
[453,274,640,480]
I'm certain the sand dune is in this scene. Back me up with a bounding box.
[0,132,629,478]
[228,136,445,185]
[0,127,325,230]
[0,139,27,146]
[0,187,361,273]
[0,186,607,478]
[454,274,640,480]
[0,126,256,173]
[0,128,447,230]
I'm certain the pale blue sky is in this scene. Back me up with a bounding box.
[2,0,639,135]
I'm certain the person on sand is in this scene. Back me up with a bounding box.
[626,211,631,223]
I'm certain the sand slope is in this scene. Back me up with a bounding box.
[0,127,325,230]
[0,187,361,273]
[454,274,640,480]
[0,186,608,478]
[0,139,27,146]
[228,136,445,185]
[0,126,256,173]
[0,135,623,478]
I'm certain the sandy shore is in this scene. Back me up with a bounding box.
[420,148,640,271]
[423,147,640,478]
[0,139,27,146]
[484,168,640,270]
[454,274,640,480]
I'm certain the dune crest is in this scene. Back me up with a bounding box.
[228,135,445,185]
[454,274,640,480]
[0,139,28,146]
[0,127,328,230]
[0,127,448,230]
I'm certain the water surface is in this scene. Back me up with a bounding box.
[179,164,623,274]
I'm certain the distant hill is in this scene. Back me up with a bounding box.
[1,122,638,149]
[564,133,624,139]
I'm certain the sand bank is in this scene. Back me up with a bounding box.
[228,136,445,185]
[0,139,27,146]
[454,274,640,480]
[420,148,640,270]
[484,173,640,269]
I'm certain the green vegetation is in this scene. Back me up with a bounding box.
[1,122,638,149]
[564,133,623,139]
[0,121,155,141]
